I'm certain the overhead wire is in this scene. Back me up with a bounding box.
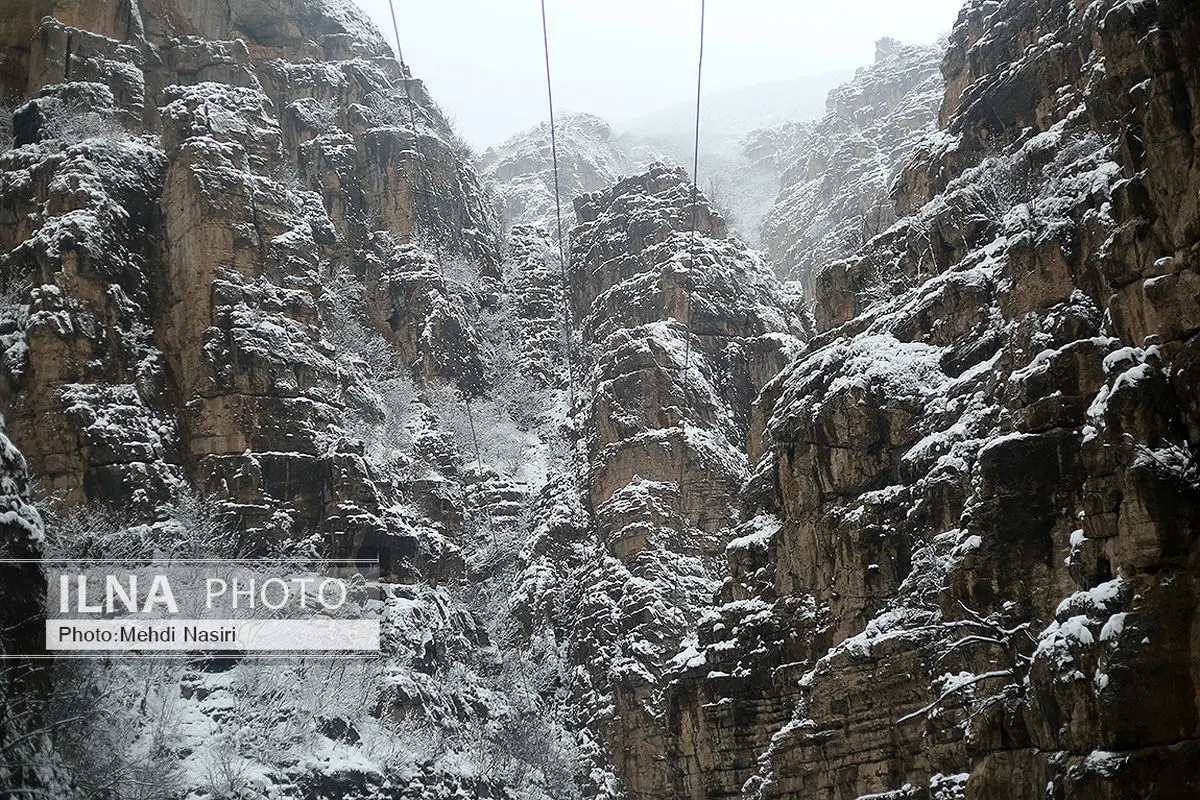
[538,0,708,532]
[385,0,495,543]
[540,0,591,526]
[387,0,542,742]
[678,0,706,529]
[540,0,576,410]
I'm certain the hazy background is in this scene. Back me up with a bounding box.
[353,0,964,147]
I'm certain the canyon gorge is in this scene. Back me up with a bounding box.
[0,0,1198,798]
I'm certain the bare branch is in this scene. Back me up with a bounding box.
[897,669,1014,724]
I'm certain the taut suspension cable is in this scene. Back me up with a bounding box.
[541,0,595,527]
[677,0,706,526]
[385,0,493,536]
[540,0,576,409]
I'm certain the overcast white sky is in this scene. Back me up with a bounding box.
[354,1,964,147]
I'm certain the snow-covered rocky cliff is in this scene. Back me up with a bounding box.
[657,0,1200,797]
[0,1,571,796]
[1,0,1199,798]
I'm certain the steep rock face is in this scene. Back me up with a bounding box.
[662,0,1200,798]
[760,38,943,295]
[503,165,801,799]
[0,2,588,797]
[0,0,500,555]
[504,224,571,391]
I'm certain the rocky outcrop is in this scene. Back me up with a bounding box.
[660,0,1200,798]
[760,38,943,295]
[0,0,501,555]
[502,165,801,798]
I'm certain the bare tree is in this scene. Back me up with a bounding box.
[899,600,1033,731]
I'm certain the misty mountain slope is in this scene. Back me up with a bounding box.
[760,37,945,293]
[480,72,855,249]
[618,71,852,249]
[656,0,1200,797]
[618,73,851,149]
[480,114,781,250]
[478,113,669,235]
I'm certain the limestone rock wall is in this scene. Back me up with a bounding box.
[659,0,1200,798]
[499,165,802,799]
[0,2,583,797]
[0,0,500,559]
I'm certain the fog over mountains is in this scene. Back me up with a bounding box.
[614,71,853,145]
